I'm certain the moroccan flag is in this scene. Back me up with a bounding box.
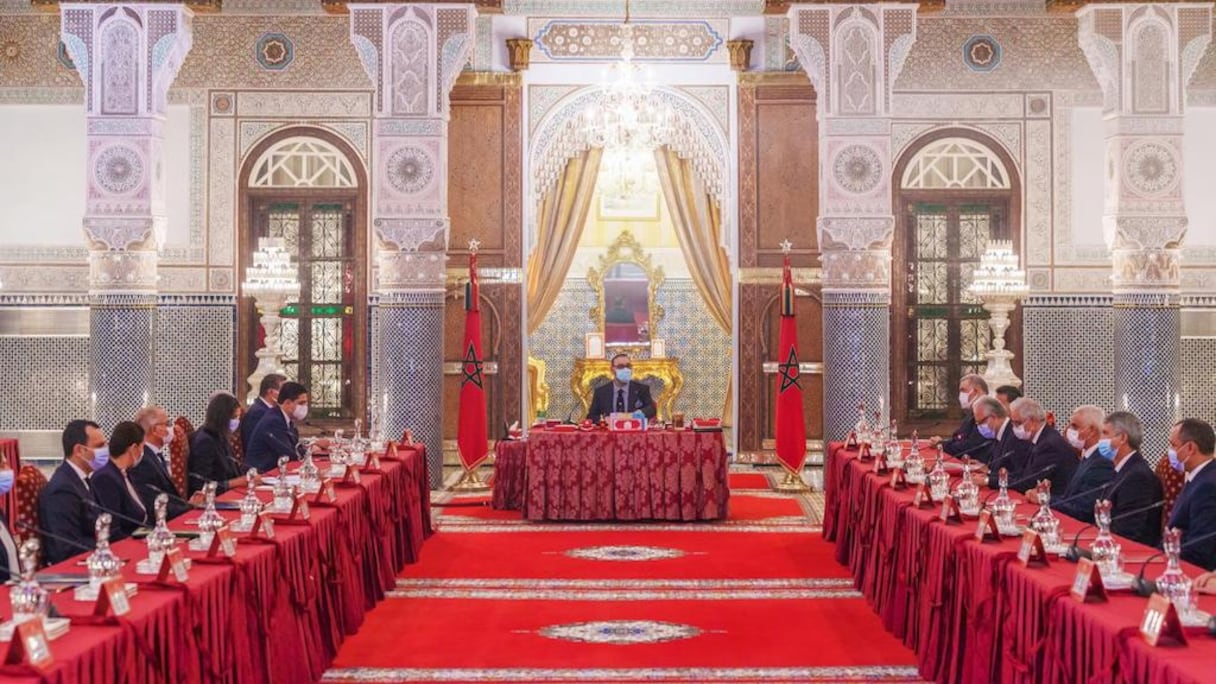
[457,250,488,472]
[775,253,807,474]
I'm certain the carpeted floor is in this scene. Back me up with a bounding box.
[323,468,922,683]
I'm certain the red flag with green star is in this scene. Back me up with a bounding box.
[457,248,488,472]
[775,251,807,475]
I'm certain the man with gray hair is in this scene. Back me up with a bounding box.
[931,374,990,457]
[969,396,1029,489]
[1007,397,1077,497]
[1102,411,1163,547]
[129,405,190,519]
[1045,405,1113,521]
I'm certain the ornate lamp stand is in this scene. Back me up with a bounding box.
[242,238,300,404]
[968,240,1029,390]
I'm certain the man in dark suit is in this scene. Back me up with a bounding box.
[39,420,107,566]
[91,421,150,542]
[0,453,20,581]
[1006,397,1077,497]
[130,405,190,519]
[968,397,1028,488]
[1044,405,1113,521]
[246,381,311,473]
[1167,418,1216,570]
[240,373,286,453]
[586,353,657,423]
[932,374,989,457]
[1088,411,1164,548]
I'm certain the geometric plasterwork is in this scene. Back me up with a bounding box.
[528,19,727,63]
[503,1,764,17]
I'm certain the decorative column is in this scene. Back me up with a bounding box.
[351,4,475,488]
[788,5,917,440]
[1078,5,1211,460]
[60,4,193,430]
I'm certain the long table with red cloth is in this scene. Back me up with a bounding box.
[0,444,431,683]
[824,441,1215,684]
[492,428,729,521]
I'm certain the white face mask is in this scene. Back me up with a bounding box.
[958,391,973,410]
[162,428,174,446]
[1012,424,1031,441]
[1065,427,1086,450]
[292,404,309,422]
[228,418,241,432]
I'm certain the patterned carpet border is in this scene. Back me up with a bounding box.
[395,578,856,589]
[322,666,924,682]
[385,587,862,601]
[434,523,824,534]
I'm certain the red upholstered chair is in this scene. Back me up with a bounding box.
[174,416,195,440]
[228,427,243,461]
[13,465,47,545]
[169,422,190,498]
[1045,411,1056,429]
[1155,452,1185,533]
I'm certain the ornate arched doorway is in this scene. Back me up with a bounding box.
[238,128,369,425]
[891,130,1022,427]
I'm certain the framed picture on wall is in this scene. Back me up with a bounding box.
[598,192,661,221]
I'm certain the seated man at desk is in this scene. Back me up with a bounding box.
[587,353,657,423]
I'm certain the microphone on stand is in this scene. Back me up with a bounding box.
[980,465,1057,509]
[14,519,97,569]
[149,482,241,511]
[83,499,151,533]
[1065,499,1167,562]
[942,439,995,465]
[1047,480,1115,513]
[1131,526,1216,597]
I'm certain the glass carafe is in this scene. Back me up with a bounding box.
[1155,527,1194,615]
[855,403,872,445]
[298,450,320,493]
[905,439,926,484]
[954,460,980,514]
[10,539,48,622]
[235,468,261,531]
[1028,480,1061,549]
[990,467,1017,534]
[85,514,123,591]
[272,456,293,511]
[928,455,951,502]
[195,481,224,547]
[146,493,176,566]
[1090,499,1123,578]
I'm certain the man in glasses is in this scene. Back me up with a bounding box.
[586,353,657,423]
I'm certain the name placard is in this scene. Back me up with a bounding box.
[889,467,907,489]
[314,478,337,504]
[973,509,1000,542]
[250,511,276,540]
[858,443,873,462]
[1070,558,1107,603]
[289,493,310,521]
[367,451,382,471]
[845,431,859,449]
[3,619,53,670]
[873,453,889,474]
[939,496,962,524]
[94,578,130,617]
[1017,529,1049,567]
[1140,593,1188,647]
[340,464,362,486]
[156,547,189,583]
[911,483,932,508]
[208,525,238,558]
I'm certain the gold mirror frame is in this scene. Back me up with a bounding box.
[587,229,665,356]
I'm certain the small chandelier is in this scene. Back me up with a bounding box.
[969,240,1029,296]
[581,0,674,152]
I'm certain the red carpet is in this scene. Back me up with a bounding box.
[325,488,921,683]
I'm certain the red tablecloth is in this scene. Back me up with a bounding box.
[1,439,22,531]
[492,429,729,521]
[0,444,430,683]
[824,441,1214,684]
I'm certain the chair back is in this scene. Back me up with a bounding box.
[1155,452,1185,533]
[14,465,47,545]
[169,422,190,497]
[174,416,195,439]
[228,427,243,461]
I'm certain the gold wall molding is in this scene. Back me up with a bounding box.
[737,71,812,88]
[456,71,524,88]
[738,267,821,285]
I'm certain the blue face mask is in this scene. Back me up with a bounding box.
[977,423,995,440]
[1096,439,1116,461]
[1168,447,1186,473]
[90,446,111,471]
[0,470,13,496]
[615,368,632,383]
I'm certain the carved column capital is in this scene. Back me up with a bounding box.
[726,39,753,72]
[506,37,532,72]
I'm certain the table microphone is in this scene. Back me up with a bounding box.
[1131,526,1216,597]
[148,483,240,511]
[15,520,96,562]
[1048,481,1115,513]
[980,464,1057,509]
[1065,499,1167,562]
[83,499,151,533]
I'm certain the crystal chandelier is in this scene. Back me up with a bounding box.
[967,239,1029,389]
[242,237,301,404]
[581,0,674,153]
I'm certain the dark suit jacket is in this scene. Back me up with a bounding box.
[1108,452,1164,549]
[1167,460,1216,571]
[239,398,272,453]
[1053,451,1115,523]
[1010,425,1078,497]
[986,421,1030,489]
[90,461,149,542]
[942,413,988,458]
[38,462,98,566]
[0,512,16,582]
[128,445,190,519]
[245,408,300,474]
[586,380,657,423]
[190,427,246,494]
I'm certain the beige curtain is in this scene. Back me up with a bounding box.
[654,146,734,420]
[526,147,603,335]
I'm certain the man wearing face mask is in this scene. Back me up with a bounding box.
[586,354,657,423]
[1042,405,1113,519]
[129,405,190,519]
[1166,418,1216,570]
[91,421,151,542]
[930,374,989,456]
[39,420,107,565]
[969,397,1028,488]
[1005,398,1077,497]
[246,381,313,473]
[1088,411,1163,547]
[240,373,286,453]
[0,453,20,581]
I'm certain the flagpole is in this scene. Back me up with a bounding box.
[774,238,810,492]
[452,238,491,492]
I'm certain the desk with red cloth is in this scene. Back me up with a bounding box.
[492,428,729,522]
[824,441,1215,684]
[0,444,430,684]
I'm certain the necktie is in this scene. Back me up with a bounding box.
[615,388,625,413]
[123,471,147,517]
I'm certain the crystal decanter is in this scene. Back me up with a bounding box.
[1090,499,1123,578]
[233,468,262,532]
[145,493,176,567]
[855,404,872,445]
[298,450,320,493]
[905,434,926,484]
[1028,480,1061,550]
[10,539,48,622]
[272,456,293,511]
[85,514,122,591]
[909,428,920,456]
[886,420,903,467]
[1155,527,1194,616]
[954,460,980,514]
[193,481,225,549]
[928,455,951,502]
[990,467,1018,534]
